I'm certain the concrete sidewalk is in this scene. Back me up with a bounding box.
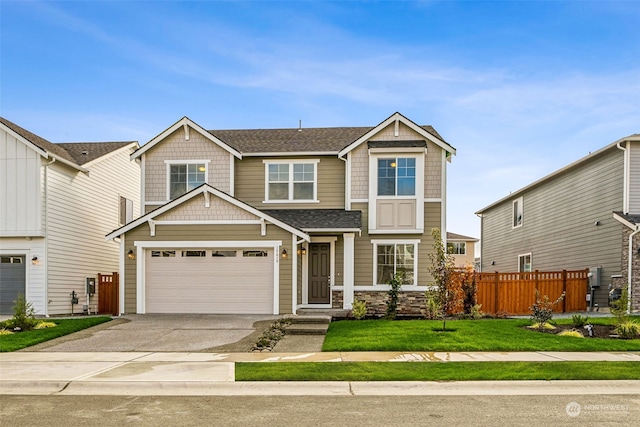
[1,351,639,396]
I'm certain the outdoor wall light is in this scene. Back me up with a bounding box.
[31,256,39,265]
[297,246,307,256]
[127,249,136,260]
[281,248,288,259]
[491,260,495,265]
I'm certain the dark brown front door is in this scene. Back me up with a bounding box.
[308,243,330,304]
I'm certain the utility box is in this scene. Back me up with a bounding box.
[86,277,96,295]
[588,267,601,288]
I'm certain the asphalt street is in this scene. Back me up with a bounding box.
[1,394,639,427]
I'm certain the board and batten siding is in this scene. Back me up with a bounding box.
[351,201,441,288]
[122,223,294,314]
[480,148,624,307]
[628,141,640,213]
[46,146,140,315]
[234,156,346,209]
[0,128,42,235]
[143,126,232,207]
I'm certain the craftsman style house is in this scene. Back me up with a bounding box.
[107,112,456,315]
[0,118,140,315]
[476,134,640,311]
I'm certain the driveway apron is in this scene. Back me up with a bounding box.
[26,314,279,352]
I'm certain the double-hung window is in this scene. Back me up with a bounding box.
[513,197,523,228]
[518,253,532,272]
[166,161,208,200]
[377,157,416,196]
[265,160,318,202]
[447,242,466,255]
[373,240,418,285]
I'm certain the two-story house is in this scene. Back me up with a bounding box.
[106,112,456,315]
[476,134,640,311]
[446,232,478,269]
[0,118,140,315]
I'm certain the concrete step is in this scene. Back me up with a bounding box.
[285,323,329,335]
[296,309,350,319]
[290,315,331,325]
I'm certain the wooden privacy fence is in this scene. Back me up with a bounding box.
[98,272,119,316]
[474,269,588,315]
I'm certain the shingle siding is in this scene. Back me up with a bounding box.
[480,148,624,307]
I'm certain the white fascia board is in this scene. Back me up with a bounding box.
[106,184,310,242]
[244,151,338,157]
[50,154,89,173]
[131,117,242,160]
[1,123,49,158]
[80,142,139,168]
[133,240,283,248]
[302,228,361,233]
[613,212,639,230]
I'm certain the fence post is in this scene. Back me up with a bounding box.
[494,271,499,314]
[113,272,120,316]
[563,270,569,312]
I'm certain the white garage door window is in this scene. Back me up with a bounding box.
[145,248,274,314]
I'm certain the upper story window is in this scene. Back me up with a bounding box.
[447,242,466,255]
[165,160,209,200]
[377,158,416,196]
[512,197,523,228]
[264,160,318,202]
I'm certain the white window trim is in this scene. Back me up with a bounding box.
[263,159,319,203]
[368,153,424,232]
[518,252,532,272]
[448,242,466,255]
[164,160,210,200]
[371,239,420,287]
[512,197,523,229]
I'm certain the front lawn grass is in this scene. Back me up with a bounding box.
[322,318,640,352]
[0,317,112,352]
[236,361,640,382]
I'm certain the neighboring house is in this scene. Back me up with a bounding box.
[476,134,640,311]
[0,117,140,315]
[446,232,478,269]
[106,112,456,315]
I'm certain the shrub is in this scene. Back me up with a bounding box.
[529,290,565,331]
[558,330,584,338]
[8,293,38,331]
[385,273,403,320]
[470,304,484,320]
[571,314,590,328]
[527,322,556,331]
[0,329,14,336]
[423,288,442,320]
[34,321,57,330]
[610,288,630,324]
[351,300,367,320]
[615,321,640,339]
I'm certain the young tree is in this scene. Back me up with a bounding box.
[427,228,462,331]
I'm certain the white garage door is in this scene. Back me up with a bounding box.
[145,248,274,314]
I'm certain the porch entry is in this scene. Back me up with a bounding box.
[308,243,330,304]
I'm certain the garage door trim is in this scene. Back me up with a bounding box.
[134,240,282,314]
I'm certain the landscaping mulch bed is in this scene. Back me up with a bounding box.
[528,324,617,339]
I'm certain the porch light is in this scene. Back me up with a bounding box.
[297,246,307,256]
[127,249,136,260]
[31,256,39,265]
[281,248,288,259]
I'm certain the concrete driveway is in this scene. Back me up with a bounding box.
[24,314,280,352]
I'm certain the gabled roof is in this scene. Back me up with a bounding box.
[476,133,640,215]
[446,232,479,242]
[338,112,456,158]
[57,141,138,165]
[105,184,311,241]
[262,209,362,232]
[131,116,242,160]
[0,117,137,171]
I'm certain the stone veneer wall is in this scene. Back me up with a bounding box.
[333,290,427,317]
[618,228,640,312]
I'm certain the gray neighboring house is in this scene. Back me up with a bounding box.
[476,134,640,311]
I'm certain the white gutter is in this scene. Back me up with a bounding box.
[628,226,639,314]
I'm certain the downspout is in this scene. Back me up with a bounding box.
[43,157,56,317]
[628,226,639,314]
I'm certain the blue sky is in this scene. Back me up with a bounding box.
[1,1,639,241]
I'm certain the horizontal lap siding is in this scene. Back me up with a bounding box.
[234,156,345,209]
[629,141,640,213]
[480,149,623,306]
[123,224,293,314]
[47,148,140,315]
[351,202,441,287]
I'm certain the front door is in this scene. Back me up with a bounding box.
[308,243,330,304]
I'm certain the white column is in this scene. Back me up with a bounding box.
[343,233,355,309]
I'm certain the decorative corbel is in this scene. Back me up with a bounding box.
[260,218,266,236]
[394,118,399,137]
[204,191,210,208]
[183,123,190,141]
[148,219,156,237]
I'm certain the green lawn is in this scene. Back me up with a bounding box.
[0,317,112,352]
[322,318,640,352]
[236,361,640,381]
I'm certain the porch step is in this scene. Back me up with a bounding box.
[296,309,350,320]
[290,315,332,325]
[285,322,330,335]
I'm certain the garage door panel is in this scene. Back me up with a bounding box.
[145,248,274,314]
